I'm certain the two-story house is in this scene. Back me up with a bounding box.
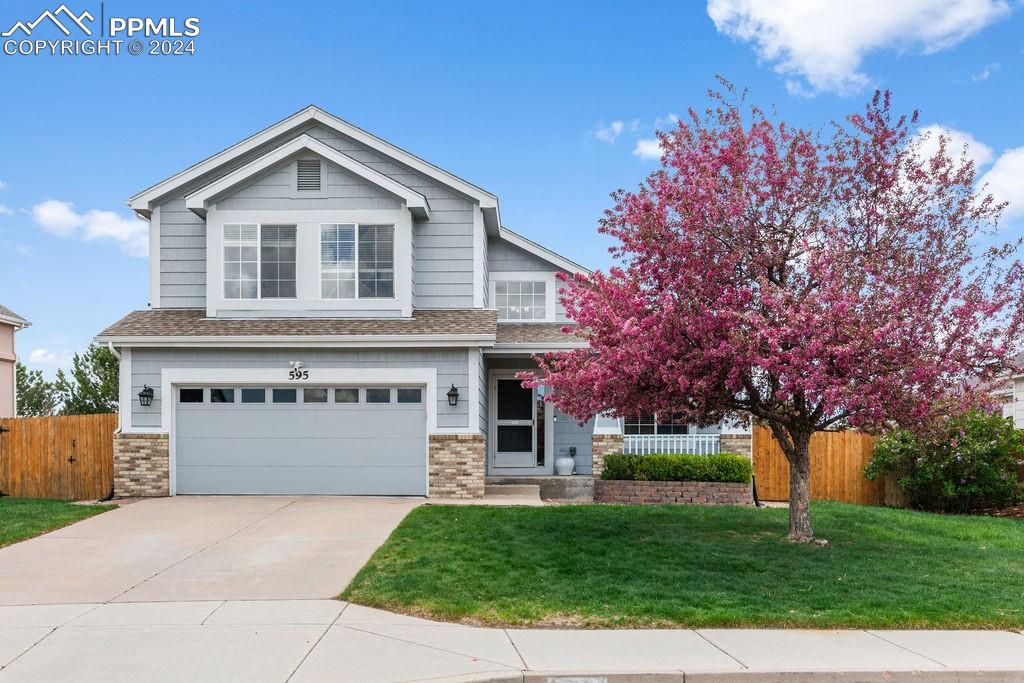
[98,106,742,498]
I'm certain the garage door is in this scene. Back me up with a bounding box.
[174,385,427,495]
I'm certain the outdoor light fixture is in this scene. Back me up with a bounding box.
[138,385,154,407]
[447,384,460,407]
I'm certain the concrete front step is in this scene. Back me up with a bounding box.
[485,476,595,502]
[484,484,541,499]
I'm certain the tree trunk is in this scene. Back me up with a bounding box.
[787,438,814,542]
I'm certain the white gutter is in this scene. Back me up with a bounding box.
[107,341,121,360]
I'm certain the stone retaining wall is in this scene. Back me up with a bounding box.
[113,432,169,497]
[428,434,485,498]
[594,479,753,505]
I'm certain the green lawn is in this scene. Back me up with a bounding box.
[0,498,115,548]
[342,502,1024,629]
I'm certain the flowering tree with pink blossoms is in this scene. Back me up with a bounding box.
[523,87,1024,542]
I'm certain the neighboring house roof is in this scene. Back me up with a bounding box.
[184,134,431,220]
[127,105,500,232]
[0,304,30,328]
[492,323,587,352]
[97,309,498,346]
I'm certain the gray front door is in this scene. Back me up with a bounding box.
[491,375,541,469]
[174,385,426,495]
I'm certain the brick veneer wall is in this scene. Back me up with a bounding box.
[720,433,752,458]
[594,479,753,505]
[113,432,169,497]
[591,433,624,478]
[429,434,485,498]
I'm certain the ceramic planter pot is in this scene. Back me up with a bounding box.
[554,456,575,476]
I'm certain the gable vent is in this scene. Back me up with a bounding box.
[296,159,321,191]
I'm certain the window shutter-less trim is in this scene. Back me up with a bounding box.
[296,159,321,191]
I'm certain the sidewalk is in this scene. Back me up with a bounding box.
[1,600,1022,682]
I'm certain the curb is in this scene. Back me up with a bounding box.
[429,671,1024,683]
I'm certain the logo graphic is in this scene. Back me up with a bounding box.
[2,4,93,37]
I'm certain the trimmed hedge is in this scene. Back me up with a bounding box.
[601,452,752,484]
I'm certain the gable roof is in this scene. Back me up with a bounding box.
[184,135,430,219]
[0,304,29,328]
[497,227,591,275]
[128,106,499,231]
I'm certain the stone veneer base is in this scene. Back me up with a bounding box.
[594,479,753,505]
[591,433,624,478]
[429,434,485,498]
[113,432,170,497]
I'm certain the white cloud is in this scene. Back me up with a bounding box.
[980,146,1024,219]
[0,204,12,217]
[915,124,994,170]
[15,245,31,256]
[0,180,7,191]
[707,0,1011,95]
[633,138,663,160]
[28,348,74,367]
[971,62,1000,81]
[594,120,625,144]
[31,199,148,257]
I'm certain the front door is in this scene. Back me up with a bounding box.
[490,374,546,470]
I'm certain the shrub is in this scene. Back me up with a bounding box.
[601,452,752,483]
[864,410,1024,513]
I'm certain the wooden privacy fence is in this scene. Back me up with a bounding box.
[752,426,885,505]
[0,413,116,500]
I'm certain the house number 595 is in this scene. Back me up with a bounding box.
[288,369,309,380]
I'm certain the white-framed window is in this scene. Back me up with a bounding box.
[223,224,258,299]
[320,224,394,299]
[495,280,547,321]
[223,224,296,300]
[624,413,689,435]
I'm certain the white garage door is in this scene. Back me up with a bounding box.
[174,385,427,495]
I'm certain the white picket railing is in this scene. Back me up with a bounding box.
[623,434,721,455]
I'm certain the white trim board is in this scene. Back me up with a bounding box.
[97,335,495,348]
[184,135,430,220]
[159,367,438,495]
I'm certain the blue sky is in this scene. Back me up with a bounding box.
[0,0,1021,376]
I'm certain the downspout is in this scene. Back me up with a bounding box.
[101,340,123,502]
[107,341,121,361]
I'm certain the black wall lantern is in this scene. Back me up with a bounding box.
[446,384,460,407]
[138,385,154,407]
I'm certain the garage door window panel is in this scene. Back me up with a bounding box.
[303,388,329,403]
[397,388,422,404]
[272,388,297,403]
[210,388,235,403]
[179,388,204,403]
[335,388,359,403]
[366,388,391,404]
[241,388,266,403]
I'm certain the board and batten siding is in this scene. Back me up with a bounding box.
[153,121,479,309]
[487,238,572,322]
[129,347,470,430]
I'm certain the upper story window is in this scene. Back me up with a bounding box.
[496,280,546,321]
[321,224,394,299]
[223,224,296,300]
[624,413,689,435]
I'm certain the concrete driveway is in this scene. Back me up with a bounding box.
[0,496,420,605]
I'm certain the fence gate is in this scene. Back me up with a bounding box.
[752,426,884,505]
[0,413,116,499]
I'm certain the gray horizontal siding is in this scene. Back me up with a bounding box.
[553,408,595,474]
[158,197,206,308]
[130,347,469,430]
[215,161,403,211]
[152,121,479,311]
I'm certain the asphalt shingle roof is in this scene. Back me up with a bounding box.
[98,308,498,338]
[495,323,582,345]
